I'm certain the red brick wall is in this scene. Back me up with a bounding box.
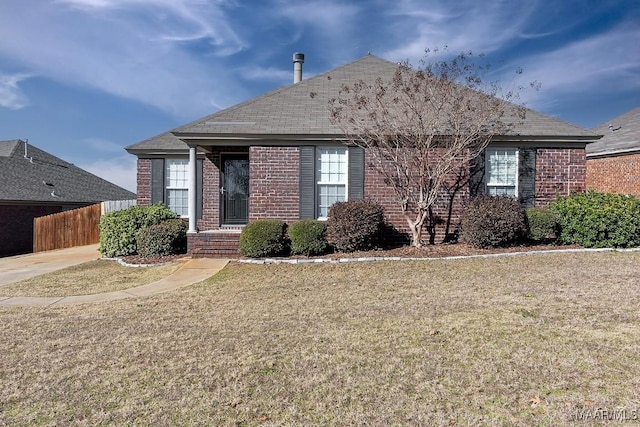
[198,147,250,230]
[249,146,300,222]
[363,153,469,244]
[586,153,640,198]
[136,158,151,206]
[0,204,62,256]
[535,148,586,206]
[135,145,587,250]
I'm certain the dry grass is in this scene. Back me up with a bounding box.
[1,251,640,426]
[0,260,184,297]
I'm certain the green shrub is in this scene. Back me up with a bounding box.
[551,191,640,248]
[288,220,328,256]
[461,196,527,248]
[326,200,384,252]
[136,219,188,258]
[239,219,289,258]
[526,207,560,242]
[99,203,178,257]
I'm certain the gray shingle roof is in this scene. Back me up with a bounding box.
[0,140,136,203]
[125,131,189,154]
[127,54,598,152]
[586,107,640,157]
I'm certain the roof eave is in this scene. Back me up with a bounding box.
[587,147,640,159]
[173,133,343,147]
[125,147,194,157]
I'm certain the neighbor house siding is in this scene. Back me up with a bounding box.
[0,204,62,257]
[249,146,300,222]
[535,148,586,206]
[586,153,640,198]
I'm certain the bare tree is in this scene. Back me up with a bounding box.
[329,49,527,247]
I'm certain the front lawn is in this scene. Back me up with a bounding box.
[0,259,184,297]
[1,252,639,426]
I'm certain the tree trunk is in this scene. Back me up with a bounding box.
[407,220,422,247]
[405,210,429,247]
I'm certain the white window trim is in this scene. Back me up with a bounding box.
[165,158,190,218]
[316,146,349,220]
[485,147,519,197]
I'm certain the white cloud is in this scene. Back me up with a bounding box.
[81,137,129,154]
[240,66,292,82]
[77,155,138,193]
[0,1,249,118]
[56,0,246,54]
[499,24,640,110]
[382,0,539,63]
[273,1,363,62]
[0,73,32,109]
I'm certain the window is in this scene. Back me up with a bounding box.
[151,158,202,219]
[299,146,363,220]
[485,148,518,197]
[165,158,189,216]
[316,147,348,218]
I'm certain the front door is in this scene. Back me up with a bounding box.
[220,154,249,225]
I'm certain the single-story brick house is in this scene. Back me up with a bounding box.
[126,54,600,256]
[0,140,136,257]
[586,107,640,197]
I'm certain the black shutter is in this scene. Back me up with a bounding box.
[151,158,165,204]
[348,146,365,200]
[299,146,316,219]
[518,148,536,208]
[469,151,486,197]
[197,158,203,219]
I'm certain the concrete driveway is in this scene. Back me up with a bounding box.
[0,245,230,307]
[0,244,101,287]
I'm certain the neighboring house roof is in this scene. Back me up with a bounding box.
[127,54,598,153]
[0,140,136,204]
[586,107,640,157]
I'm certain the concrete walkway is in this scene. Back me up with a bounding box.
[0,244,102,286]
[0,245,229,308]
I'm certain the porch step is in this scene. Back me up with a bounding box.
[188,231,241,258]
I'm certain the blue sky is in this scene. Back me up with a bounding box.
[1,0,638,192]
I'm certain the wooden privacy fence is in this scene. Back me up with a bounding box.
[33,200,136,252]
[102,199,136,214]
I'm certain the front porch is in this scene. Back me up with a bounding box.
[188,230,242,258]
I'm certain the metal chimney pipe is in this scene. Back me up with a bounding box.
[293,52,304,83]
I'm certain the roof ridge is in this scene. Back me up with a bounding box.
[172,54,395,134]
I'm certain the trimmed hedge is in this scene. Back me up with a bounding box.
[288,219,328,256]
[239,219,289,258]
[136,219,188,258]
[551,191,640,248]
[526,207,560,242]
[461,196,527,248]
[326,200,384,252]
[99,203,178,257]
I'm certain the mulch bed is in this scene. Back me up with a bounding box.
[117,243,582,266]
[281,242,582,261]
